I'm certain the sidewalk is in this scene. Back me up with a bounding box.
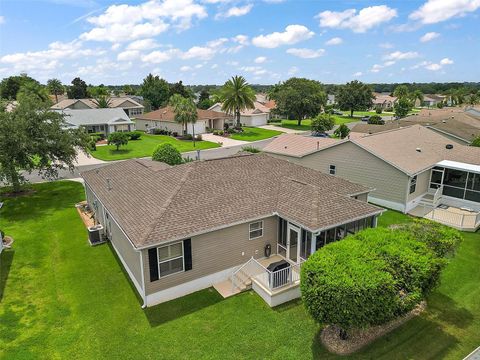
[201,133,249,147]
[259,124,306,134]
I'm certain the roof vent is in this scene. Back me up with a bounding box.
[446,144,454,150]
[442,120,446,123]
[317,141,320,150]
[106,178,112,190]
[416,147,422,152]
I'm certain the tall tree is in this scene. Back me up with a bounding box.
[218,75,256,127]
[269,77,326,126]
[0,97,89,192]
[169,80,192,98]
[197,88,214,109]
[17,82,51,106]
[47,78,64,103]
[67,77,88,99]
[393,85,409,99]
[0,74,39,100]
[336,80,374,117]
[169,94,198,142]
[394,97,412,118]
[410,89,423,107]
[140,74,170,110]
[122,85,135,95]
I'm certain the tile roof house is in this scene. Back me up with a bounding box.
[134,106,232,135]
[209,101,270,127]
[59,108,135,135]
[372,93,397,109]
[81,153,382,307]
[264,125,480,231]
[51,97,144,118]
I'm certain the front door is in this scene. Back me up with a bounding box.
[287,225,300,263]
[430,169,444,189]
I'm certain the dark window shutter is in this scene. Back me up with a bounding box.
[183,239,192,271]
[148,248,159,282]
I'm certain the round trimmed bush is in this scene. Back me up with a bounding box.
[152,143,183,165]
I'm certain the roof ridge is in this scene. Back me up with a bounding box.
[140,165,195,244]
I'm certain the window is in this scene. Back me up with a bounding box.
[409,175,417,194]
[158,242,184,277]
[329,165,336,175]
[249,221,263,240]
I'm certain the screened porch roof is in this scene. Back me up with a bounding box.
[436,160,480,175]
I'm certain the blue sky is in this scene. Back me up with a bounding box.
[0,0,479,85]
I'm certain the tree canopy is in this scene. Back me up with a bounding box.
[169,94,198,138]
[152,143,184,165]
[47,79,64,103]
[394,97,412,119]
[107,132,129,150]
[0,74,40,100]
[270,77,326,126]
[336,80,374,117]
[140,73,170,110]
[67,77,88,99]
[311,113,335,134]
[0,96,89,192]
[218,75,256,127]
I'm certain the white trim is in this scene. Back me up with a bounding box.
[367,195,406,212]
[145,265,238,307]
[437,160,480,174]
[249,220,264,240]
[110,237,144,297]
[157,241,185,279]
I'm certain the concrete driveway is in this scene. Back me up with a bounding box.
[259,124,306,134]
[74,149,106,166]
[201,133,249,147]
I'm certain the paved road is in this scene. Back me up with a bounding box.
[20,137,276,184]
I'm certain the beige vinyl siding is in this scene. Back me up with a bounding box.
[85,184,143,288]
[407,168,432,202]
[143,216,278,295]
[70,101,92,110]
[270,142,409,206]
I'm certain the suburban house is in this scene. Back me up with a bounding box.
[422,94,446,107]
[81,154,383,307]
[372,93,397,110]
[264,126,480,231]
[351,108,480,145]
[209,101,270,127]
[59,108,135,135]
[51,97,144,118]
[327,94,336,106]
[134,106,232,135]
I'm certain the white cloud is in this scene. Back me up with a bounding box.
[126,38,160,50]
[370,64,383,73]
[181,46,215,60]
[233,34,249,45]
[383,51,419,60]
[117,50,140,61]
[211,63,218,69]
[254,56,267,63]
[379,42,394,49]
[425,63,442,71]
[325,37,343,45]
[240,66,267,76]
[288,66,299,75]
[252,25,314,48]
[286,48,325,59]
[141,49,178,63]
[0,16,5,25]
[316,5,397,33]
[216,4,253,19]
[353,71,363,76]
[440,57,454,65]
[80,0,207,43]
[410,0,480,24]
[420,31,440,42]
[180,65,192,72]
[411,57,454,71]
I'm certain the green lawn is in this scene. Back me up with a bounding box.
[229,127,283,141]
[1,182,479,359]
[90,134,220,161]
[272,115,359,131]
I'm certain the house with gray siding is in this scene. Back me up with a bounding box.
[264,126,480,231]
[81,154,383,307]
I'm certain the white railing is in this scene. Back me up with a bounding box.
[231,257,268,292]
[253,260,302,291]
[433,186,443,207]
[425,207,480,230]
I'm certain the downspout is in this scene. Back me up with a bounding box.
[137,248,147,308]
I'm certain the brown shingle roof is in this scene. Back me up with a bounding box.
[82,154,380,248]
[136,106,232,123]
[263,133,346,157]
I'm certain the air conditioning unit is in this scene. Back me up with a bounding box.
[88,224,105,246]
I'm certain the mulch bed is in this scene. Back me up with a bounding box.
[96,139,108,145]
[1,189,36,197]
[321,301,426,355]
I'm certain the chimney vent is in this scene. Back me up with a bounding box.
[416,148,421,152]
[106,178,112,190]
[446,144,454,150]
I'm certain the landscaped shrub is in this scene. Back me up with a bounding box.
[152,143,184,165]
[311,114,335,134]
[88,137,97,151]
[385,106,393,112]
[195,134,202,141]
[213,130,224,136]
[333,123,350,139]
[241,146,261,153]
[368,115,385,125]
[128,131,142,140]
[375,106,383,114]
[107,132,129,150]
[182,134,193,141]
[152,128,164,135]
[90,132,105,140]
[301,225,460,339]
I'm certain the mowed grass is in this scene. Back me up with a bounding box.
[273,115,359,131]
[229,127,283,141]
[90,133,220,161]
[0,182,479,359]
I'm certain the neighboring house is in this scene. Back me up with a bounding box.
[59,108,135,135]
[422,94,446,107]
[134,106,232,135]
[351,108,480,145]
[372,93,397,110]
[51,97,144,118]
[81,154,383,307]
[327,94,335,106]
[209,101,270,127]
[264,126,480,231]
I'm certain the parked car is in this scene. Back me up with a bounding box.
[332,110,343,115]
[312,132,330,138]
[361,116,370,122]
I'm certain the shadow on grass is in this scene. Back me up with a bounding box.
[273,297,303,313]
[427,292,474,329]
[0,249,14,302]
[144,288,224,327]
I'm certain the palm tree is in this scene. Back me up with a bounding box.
[393,85,409,99]
[410,90,424,108]
[218,75,256,128]
[170,95,198,145]
[92,95,112,108]
[47,78,64,103]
